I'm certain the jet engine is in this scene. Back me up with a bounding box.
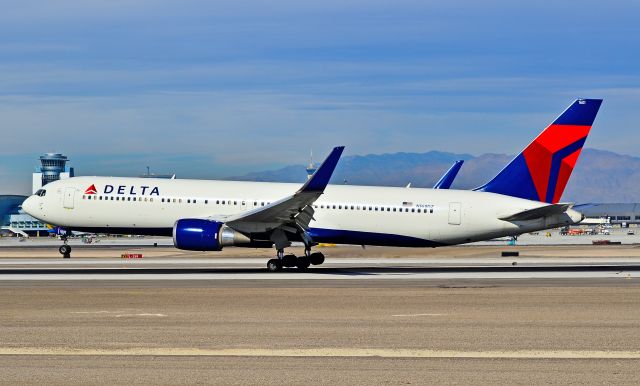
[173,219,259,251]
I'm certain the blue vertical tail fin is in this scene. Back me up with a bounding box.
[475,99,602,203]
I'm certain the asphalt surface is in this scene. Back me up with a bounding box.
[1,245,640,385]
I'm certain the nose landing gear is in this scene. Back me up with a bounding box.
[58,234,71,259]
[59,243,71,258]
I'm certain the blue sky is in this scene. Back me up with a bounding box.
[1,0,639,194]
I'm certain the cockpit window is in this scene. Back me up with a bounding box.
[35,189,47,197]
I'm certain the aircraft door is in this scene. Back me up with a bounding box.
[448,202,461,225]
[63,188,75,209]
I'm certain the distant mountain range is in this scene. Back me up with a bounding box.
[230,148,640,203]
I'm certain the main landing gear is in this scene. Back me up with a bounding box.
[266,248,325,272]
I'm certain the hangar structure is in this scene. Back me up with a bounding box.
[0,195,38,237]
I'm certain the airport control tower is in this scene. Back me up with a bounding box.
[32,153,74,193]
[305,151,317,180]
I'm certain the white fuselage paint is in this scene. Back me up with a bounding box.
[22,176,583,247]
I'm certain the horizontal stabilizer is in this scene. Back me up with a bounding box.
[499,203,573,222]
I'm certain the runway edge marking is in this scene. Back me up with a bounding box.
[2,348,640,359]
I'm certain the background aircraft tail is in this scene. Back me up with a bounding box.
[433,160,464,189]
[475,98,603,203]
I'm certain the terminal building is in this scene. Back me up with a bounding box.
[578,203,640,226]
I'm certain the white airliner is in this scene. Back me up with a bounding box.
[22,99,602,271]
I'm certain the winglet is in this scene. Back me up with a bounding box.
[433,160,464,189]
[299,146,345,192]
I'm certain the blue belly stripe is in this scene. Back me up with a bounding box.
[307,228,445,247]
[66,227,445,248]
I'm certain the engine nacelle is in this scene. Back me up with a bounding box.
[173,219,253,251]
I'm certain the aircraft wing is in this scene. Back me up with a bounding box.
[216,146,344,235]
[499,203,573,222]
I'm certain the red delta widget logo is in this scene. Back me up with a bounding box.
[84,184,97,195]
[84,184,160,196]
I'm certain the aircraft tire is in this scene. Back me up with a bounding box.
[267,259,283,272]
[296,256,311,269]
[282,254,297,267]
[59,245,72,255]
[309,252,325,265]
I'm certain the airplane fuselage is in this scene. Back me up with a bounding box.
[23,176,582,247]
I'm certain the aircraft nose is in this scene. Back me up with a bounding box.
[22,196,37,216]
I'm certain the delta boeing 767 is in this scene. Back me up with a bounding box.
[22,99,602,271]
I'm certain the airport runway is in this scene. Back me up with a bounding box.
[1,245,640,384]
